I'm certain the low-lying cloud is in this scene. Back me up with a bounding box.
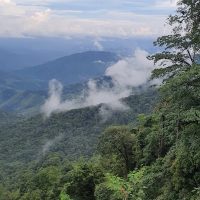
[106,48,154,87]
[40,134,63,156]
[94,41,103,51]
[41,48,154,117]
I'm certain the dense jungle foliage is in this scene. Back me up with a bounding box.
[1,0,200,199]
[0,90,157,200]
[0,110,23,125]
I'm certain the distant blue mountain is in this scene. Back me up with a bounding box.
[13,51,120,85]
[0,36,162,71]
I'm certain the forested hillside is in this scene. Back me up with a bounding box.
[0,90,157,199]
[0,110,23,125]
[0,89,157,165]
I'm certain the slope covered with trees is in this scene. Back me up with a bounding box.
[0,110,23,125]
[0,90,157,199]
[0,90,157,165]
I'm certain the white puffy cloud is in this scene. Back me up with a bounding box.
[106,48,154,87]
[94,41,103,51]
[41,79,64,117]
[31,8,51,22]
[0,0,25,16]
[41,48,155,117]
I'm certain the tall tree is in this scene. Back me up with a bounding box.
[147,0,200,147]
[147,0,200,198]
[97,126,135,176]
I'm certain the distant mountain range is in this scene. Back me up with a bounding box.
[0,51,121,115]
[0,36,161,71]
[0,50,154,116]
[12,51,120,86]
[0,51,119,90]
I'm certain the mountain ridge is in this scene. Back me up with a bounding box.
[13,51,120,86]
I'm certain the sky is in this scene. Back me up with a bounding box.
[0,0,178,38]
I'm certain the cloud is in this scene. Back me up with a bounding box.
[155,0,178,9]
[31,8,51,22]
[40,134,63,156]
[94,41,103,51]
[106,48,154,87]
[0,0,25,16]
[0,0,175,38]
[84,79,130,106]
[94,60,105,64]
[41,78,129,117]
[99,101,128,121]
[41,79,86,117]
[0,0,14,6]
[14,0,68,6]
[41,48,154,117]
